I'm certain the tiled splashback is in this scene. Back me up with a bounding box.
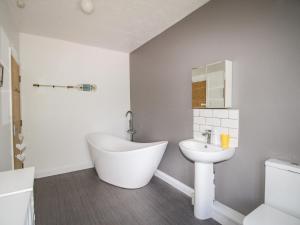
[193,109,239,148]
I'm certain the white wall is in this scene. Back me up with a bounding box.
[20,33,130,177]
[0,1,19,51]
[0,28,13,171]
[0,1,19,172]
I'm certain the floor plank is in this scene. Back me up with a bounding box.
[34,169,220,225]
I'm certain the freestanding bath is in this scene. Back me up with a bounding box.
[86,133,168,189]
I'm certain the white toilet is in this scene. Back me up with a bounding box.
[243,159,300,225]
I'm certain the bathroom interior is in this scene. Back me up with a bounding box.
[0,0,300,225]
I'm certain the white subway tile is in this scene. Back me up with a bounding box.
[193,109,200,117]
[199,125,212,133]
[213,109,229,118]
[214,118,221,126]
[230,138,238,148]
[221,119,239,129]
[205,118,214,126]
[194,132,206,142]
[228,110,239,119]
[206,117,221,126]
[199,109,213,117]
[214,127,229,134]
[229,128,239,138]
[211,134,220,146]
[194,108,239,147]
[194,131,202,138]
[194,116,206,125]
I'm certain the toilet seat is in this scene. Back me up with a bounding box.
[243,204,300,225]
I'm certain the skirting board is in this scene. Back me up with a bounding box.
[34,162,94,178]
[155,170,194,197]
[154,169,245,225]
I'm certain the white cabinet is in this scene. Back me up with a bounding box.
[0,167,35,225]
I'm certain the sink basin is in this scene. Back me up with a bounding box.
[179,139,235,163]
[179,139,236,220]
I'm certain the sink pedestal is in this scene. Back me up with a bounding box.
[179,139,235,220]
[194,162,215,220]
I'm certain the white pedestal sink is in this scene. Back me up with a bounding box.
[179,139,235,220]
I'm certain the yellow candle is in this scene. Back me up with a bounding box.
[221,133,230,149]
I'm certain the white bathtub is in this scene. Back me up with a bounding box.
[86,133,168,189]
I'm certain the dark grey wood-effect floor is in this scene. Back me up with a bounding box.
[34,169,219,225]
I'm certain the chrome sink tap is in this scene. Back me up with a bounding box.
[202,130,212,144]
[126,110,136,141]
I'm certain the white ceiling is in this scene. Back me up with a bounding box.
[5,0,209,52]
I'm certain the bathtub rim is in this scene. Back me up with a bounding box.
[86,132,168,154]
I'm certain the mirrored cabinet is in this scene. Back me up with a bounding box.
[192,60,232,109]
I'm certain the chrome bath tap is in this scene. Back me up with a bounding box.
[126,110,136,141]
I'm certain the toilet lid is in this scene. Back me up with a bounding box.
[243,204,300,225]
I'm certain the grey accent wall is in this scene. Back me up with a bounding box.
[130,0,300,214]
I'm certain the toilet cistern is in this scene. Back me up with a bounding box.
[126,110,136,141]
[179,139,235,220]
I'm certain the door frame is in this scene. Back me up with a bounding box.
[9,47,21,169]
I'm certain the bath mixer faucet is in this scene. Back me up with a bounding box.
[126,110,136,141]
[202,130,212,144]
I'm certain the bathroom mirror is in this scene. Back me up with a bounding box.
[192,60,232,109]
